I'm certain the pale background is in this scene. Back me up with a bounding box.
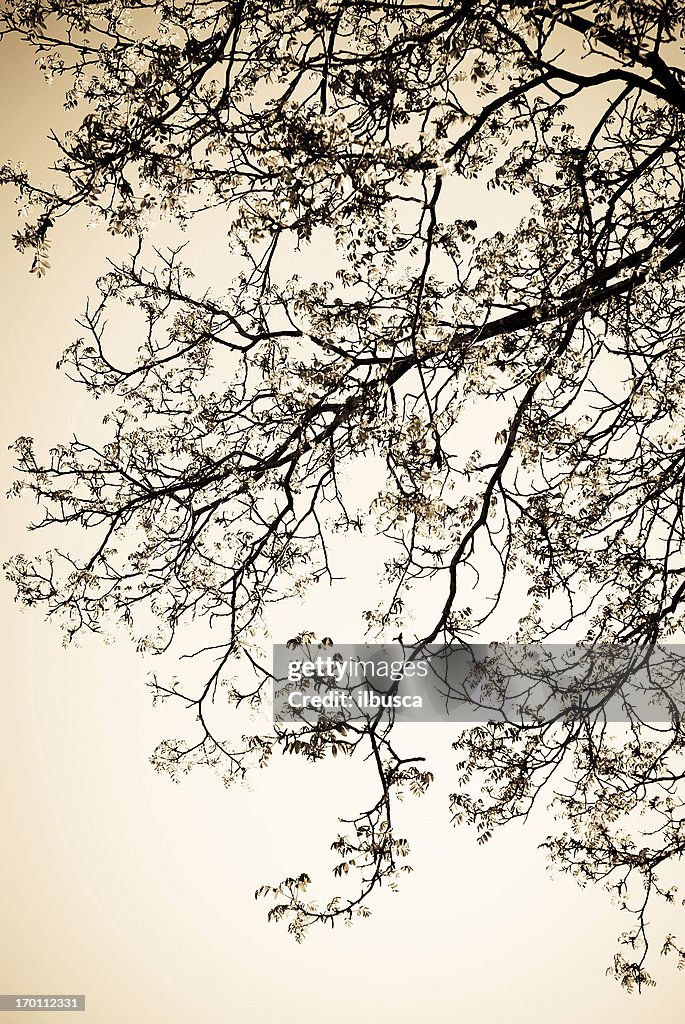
[1,36,684,1023]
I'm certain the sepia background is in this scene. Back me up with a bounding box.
[1,34,684,1023]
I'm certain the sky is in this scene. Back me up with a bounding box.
[1,24,684,1024]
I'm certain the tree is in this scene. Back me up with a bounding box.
[3,0,685,989]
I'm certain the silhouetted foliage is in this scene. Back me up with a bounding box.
[3,0,685,988]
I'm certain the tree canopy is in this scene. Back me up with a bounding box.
[3,0,685,990]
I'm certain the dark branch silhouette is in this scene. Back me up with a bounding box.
[3,0,685,989]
